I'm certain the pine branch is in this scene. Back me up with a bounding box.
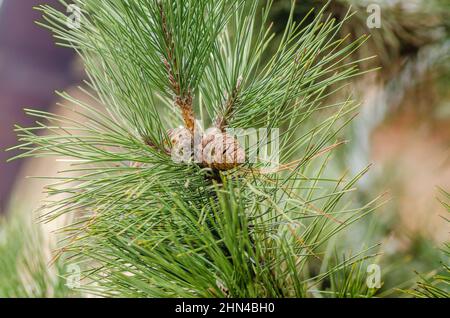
[158,2,195,133]
[214,76,243,131]
[403,188,450,298]
[8,0,385,298]
[0,208,74,298]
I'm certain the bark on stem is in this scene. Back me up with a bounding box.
[176,94,195,133]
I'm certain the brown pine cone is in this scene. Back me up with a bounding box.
[197,128,245,170]
[166,127,193,163]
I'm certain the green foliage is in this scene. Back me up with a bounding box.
[408,263,450,298]
[8,0,386,297]
[0,209,72,298]
[321,254,380,298]
[404,189,450,298]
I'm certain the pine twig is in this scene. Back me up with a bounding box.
[215,76,243,131]
[159,2,196,134]
[175,94,195,133]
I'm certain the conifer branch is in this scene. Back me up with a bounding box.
[8,0,386,298]
[214,76,243,131]
[158,2,196,133]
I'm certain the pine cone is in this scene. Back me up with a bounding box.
[197,128,245,170]
[167,127,193,163]
[167,127,245,170]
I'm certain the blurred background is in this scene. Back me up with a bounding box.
[0,0,77,211]
[0,0,448,297]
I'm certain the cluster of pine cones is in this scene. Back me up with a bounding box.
[167,127,245,171]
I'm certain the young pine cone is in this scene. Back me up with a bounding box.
[167,127,245,170]
[197,128,245,170]
[166,127,193,163]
